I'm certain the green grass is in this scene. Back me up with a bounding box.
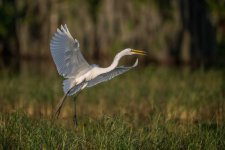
[0,112,224,149]
[0,65,225,149]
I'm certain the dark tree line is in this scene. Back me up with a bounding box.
[0,0,20,70]
[176,0,216,68]
[0,0,224,71]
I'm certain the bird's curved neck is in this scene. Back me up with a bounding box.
[99,52,123,74]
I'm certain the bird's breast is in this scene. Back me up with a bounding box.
[85,68,100,81]
[75,67,100,84]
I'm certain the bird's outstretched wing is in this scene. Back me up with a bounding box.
[50,24,91,78]
[87,59,138,88]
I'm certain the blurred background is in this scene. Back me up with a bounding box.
[0,0,225,69]
[0,0,224,122]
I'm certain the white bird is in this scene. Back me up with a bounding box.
[50,24,146,122]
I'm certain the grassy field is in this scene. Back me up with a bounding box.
[0,64,225,149]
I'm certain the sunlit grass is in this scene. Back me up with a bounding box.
[0,65,224,148]
[0,112,224,149]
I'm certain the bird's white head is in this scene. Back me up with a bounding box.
[123,48,147,56]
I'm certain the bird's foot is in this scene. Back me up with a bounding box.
[55,112,59,119]
[53,107,61,120]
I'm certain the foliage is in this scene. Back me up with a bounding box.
[0,65,224,148]
[0,110,224,149]
[0,0,224,67]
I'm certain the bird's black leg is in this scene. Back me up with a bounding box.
[73,95,78,127]
[73,90,82,127]
[53,93,68,120]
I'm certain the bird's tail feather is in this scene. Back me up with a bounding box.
[63,78,74,94]
[67,82,85,96]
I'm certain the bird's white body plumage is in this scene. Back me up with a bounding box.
[50,24,140,96]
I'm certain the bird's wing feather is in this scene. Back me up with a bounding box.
[50,24,91,78]
[67,82,86,96]
[87,59,138,88]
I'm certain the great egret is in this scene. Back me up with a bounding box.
[50,24,146,123]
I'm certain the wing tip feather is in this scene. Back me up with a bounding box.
[133,58,138,67]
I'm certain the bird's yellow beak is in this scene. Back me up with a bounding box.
[131,49,147,56]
